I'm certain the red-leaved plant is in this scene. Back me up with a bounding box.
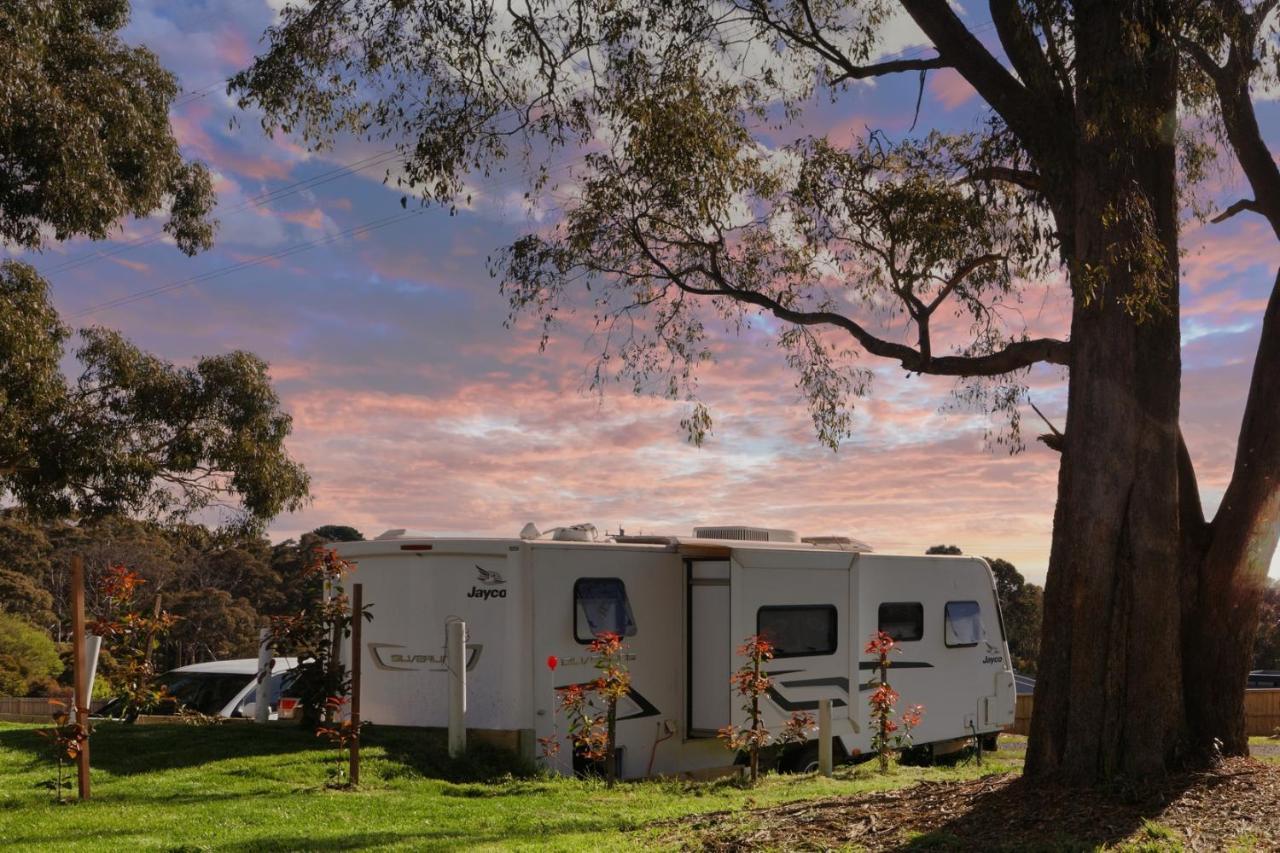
[718,635,815,784]
[543,632,632,787]
[865,631,925,773]
[316,696,365,787]
[90,565,179,721]
[269,547,371,727]
[36,699,88,803]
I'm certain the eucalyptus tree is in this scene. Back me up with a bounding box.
[234,1,1280,781]
[0,0,309,530]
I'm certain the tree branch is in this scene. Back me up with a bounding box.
[829,55,949,83]
[899,0,1051,155]
[925,253,1005,314]
[742,0,950,84]
[631,223,1068,377]
[962,166,1043,193]
[1211,198,1264,224]
[989,0,1064,101]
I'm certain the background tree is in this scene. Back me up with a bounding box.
[0,0,214,252]
[0,264,311,528]
[987,557,1043,675]
[0,612,63,697]
[312,525,365,543]
[0,1,308,531]
[229,0,1280,781]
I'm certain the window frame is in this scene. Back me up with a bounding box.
[755,604,839,659]
[943,599,984,648]
[572,576,638,644]
[877,601,925,642]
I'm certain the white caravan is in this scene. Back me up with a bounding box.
[335,525,1016,779]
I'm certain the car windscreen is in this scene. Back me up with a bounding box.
[154,672,254,715]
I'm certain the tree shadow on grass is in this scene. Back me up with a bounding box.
[0,721,323,777]
[363,725,537,784]
[666,770,1207,851]
[898,771,1210,851]
[217,817,623,852]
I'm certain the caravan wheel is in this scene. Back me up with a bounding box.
[779,742,821,774]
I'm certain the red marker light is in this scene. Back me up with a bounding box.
[546,655,558,671]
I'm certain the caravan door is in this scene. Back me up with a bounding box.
[730,549,855,734]
[687,559,732,737]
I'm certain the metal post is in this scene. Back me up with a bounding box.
[818,698,833,777]
[255,627,272,724]
[82,635,102,710]
[71,555,90,800]
[447,619,466,758]
[349,583,363,785]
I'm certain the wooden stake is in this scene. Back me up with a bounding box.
[349,583,363,785]
[71,555,91,800]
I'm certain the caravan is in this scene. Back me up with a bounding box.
[335,524,1015,779]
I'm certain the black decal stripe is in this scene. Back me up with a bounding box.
[765,686,846,712]
[781,677,850,693]
[857,661,934,670]
[552,682,660,720]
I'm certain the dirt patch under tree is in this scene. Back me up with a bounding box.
[664,757,1280,851]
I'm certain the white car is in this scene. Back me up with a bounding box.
[97,657,298,720]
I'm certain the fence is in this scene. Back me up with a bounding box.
[0,696,107,724]
[1005,689,1280,738]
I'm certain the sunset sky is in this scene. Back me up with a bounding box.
[13,2,1280,584]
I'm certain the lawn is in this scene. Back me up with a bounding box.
[0,722,1022,851]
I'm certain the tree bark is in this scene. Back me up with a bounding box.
[1026,1,1186,781]
[1182,271,1280,757]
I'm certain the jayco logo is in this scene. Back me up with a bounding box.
[467,565,507,600]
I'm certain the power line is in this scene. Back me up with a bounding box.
[69,156,588,318]
[46,148,403,275]
[71,209,426,318]
[67,18,997,315]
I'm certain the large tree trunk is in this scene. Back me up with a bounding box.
[1026,1,1185,781]
[1182,273,1280,757]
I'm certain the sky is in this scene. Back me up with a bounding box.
[11,2,1280,584]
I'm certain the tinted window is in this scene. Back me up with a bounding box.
[878,602,924,642]
[757,605,837,657]
[574,578,637,643]
[945,600,984,647]
[155,672,253,715]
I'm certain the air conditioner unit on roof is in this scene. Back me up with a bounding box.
[692,525,798,543]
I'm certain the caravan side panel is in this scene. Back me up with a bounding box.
[338,543,530,733]
[854,555,1014,748]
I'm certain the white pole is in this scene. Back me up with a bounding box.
[447,620,467,757]
[255,627,272,724]
[818,698,833,777]
[82,635,102,710]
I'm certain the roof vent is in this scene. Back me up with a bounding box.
[693,525,798,543]
[802,535,873,553]
[551,523,601,542]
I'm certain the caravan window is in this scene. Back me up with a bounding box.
[878,602,924,641]
[574,578,637,643]
[757,605,837,657]
[944,600,984,647]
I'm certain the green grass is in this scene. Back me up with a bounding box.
[0,722,1021,851]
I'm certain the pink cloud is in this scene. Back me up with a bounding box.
[110,257,150,273]
[929,69,977,110]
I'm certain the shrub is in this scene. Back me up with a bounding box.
[0,612,63,696]
[718,634,814,784]
[543,632,632,787]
